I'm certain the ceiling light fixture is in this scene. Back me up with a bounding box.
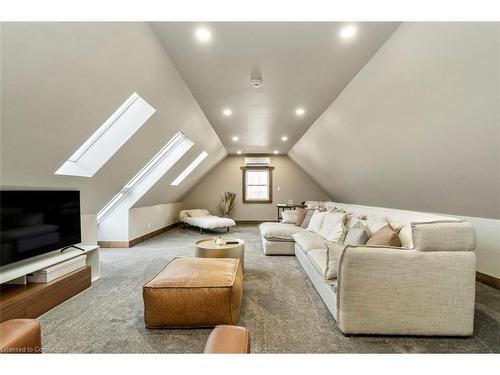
[273,150,279,155]
[340,25,357,39]
[295,108,305,116]
[232,136,239,142]
[195,27,212,42]
[223,108,232,116]
[281,136,288,142]
[237,150,242,155]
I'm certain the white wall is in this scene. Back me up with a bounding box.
[81,214,97,245]
[455,216,500,278]
[129,202,183,240]
[183,155,330,221]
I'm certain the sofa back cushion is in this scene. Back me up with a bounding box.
[307,210,327,234]
[412,221,476,251]
[318,212,346,241]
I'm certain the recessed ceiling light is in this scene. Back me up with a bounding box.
[281,136,288,142]
[295,108,305,116]
[223,108,232,116]
[340,25,357,39]
[195,27,212,43]
[237,150,242,155]
[232,136,239,142]
[273,150,279,155]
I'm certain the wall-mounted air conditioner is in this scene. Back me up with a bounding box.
[244,157,270,166]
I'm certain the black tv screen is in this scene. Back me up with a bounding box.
[0,190,81,267]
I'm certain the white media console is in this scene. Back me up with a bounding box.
[0,244,100,284]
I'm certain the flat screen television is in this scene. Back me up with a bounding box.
[0,190,81,267]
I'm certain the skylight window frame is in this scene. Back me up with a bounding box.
[97,131,190,223]
[68,93,141,162]
[170,151,208,186]
[55,92,156,177]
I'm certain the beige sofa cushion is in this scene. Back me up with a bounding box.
[412,221,476,251]
[292,231,327,252]
[307,248,327,276]
[259,222,304,241]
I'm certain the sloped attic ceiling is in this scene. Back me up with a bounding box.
[152,22,400,154]
[0,22,226,215]
[289,22,500,219]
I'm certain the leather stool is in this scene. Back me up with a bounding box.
[204,325,250,354]
[0,319,42,354]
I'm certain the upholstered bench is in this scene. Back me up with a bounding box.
[143,257,243,328]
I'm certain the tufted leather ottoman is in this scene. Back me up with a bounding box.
[143,257,243,328]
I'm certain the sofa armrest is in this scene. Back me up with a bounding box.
[337,246,476,336]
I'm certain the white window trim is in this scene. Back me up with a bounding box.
[170,151,208,186]
[55,92,155,177]
[97,131,189,223]
[68,93,141,162]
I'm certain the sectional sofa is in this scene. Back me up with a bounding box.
[259,201,477,336]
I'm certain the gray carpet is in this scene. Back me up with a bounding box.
[39,224,500,353]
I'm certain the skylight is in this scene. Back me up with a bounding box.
[171,151,208,186]
[97,131,193,223]
[55,92,156,177]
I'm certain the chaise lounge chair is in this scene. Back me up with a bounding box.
[179,209,236,233]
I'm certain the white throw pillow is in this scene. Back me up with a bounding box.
[306,201,318,209]
[307,210,327,234]
[319,212,346,241]
[366,218,387,235]
[187,209,210,217]
[281,210,298,224]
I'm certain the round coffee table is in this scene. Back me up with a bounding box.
[195,238,245,270]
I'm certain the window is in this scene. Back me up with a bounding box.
[55,92,156,177]
[97,131,193,223]
[170,151,208,186]
[241,166,274,203]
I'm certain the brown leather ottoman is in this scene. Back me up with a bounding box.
[143,257,243,328]
[0,319,42,354]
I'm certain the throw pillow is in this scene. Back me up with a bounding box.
[300,209,315,228]
[325,241,347,280]
[344,222,370,246]
[307,210,327,234]
[187,209,210,217]
[281,210,298,224]
[295,208,307,226]
[305,201,318,209]
[366,224,402,247]
[318,212,346,241]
